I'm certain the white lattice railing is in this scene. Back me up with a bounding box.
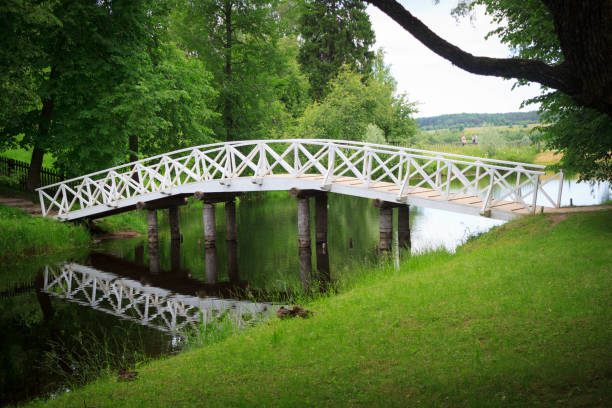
[43,263,275,334]
[37,139,563,218]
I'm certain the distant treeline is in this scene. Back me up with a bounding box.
[416,111,540,130]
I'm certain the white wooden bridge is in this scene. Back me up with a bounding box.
[42,263,276,334]
[36,139,563,222]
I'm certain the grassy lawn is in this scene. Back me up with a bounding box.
[26,210,612,407]
[0,146,56,168]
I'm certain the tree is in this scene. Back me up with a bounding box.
[449,0,612,181]
[52,42,217,177]
[1,1,166,186]
[296,64,417,143]
[173,0,295,142]
[298,0,376,101]
[1,0,217,182]
[366,0,612,118]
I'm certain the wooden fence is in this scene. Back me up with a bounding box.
[0,156,64,190]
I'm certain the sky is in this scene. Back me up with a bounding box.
[367,0,542,118]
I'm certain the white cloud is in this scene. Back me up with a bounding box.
[368,0,541,117]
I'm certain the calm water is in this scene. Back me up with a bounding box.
[1,179,609,405]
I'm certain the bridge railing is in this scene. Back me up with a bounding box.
[37,139,562,218]
[43,263,275,333]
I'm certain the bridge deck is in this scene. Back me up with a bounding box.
[37,140,563,222]
[60,174,540,222]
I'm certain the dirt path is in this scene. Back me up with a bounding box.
[0,195,43,215]
[544,204,612,214]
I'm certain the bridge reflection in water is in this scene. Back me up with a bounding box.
[42,251,281,334]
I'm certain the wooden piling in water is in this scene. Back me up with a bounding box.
[202,203,216,248]
[297,196,312,288]
[225,199,237,242]
[314,194,330,286]
[227,240,239,282]
[379,207,393,252]
[169,205,180,241]
[205,247,218,284]
[147,209,160,273]
[170,239,181,272]
[297,197,311,249]
[398,205,411,250]
[315,194,328,245]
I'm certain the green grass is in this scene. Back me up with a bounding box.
[422,144,539,163]
[0,205,90,258]
[93,211,148,234]
[1,146,56,168]
[25,210,612,407]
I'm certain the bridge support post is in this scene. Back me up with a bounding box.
[297,196,312,289]
[398,205,411,251]
[147,209,160,273]
[315,194,330,286]
[379,207,393,252]
[225,198,237,242]
[227,240,239,283]
[169,205,181,241]
[225,198,239,282]
[134,243,144,266]
[373,199,402,253]
[170,239,181,272]
[205,247,218,284]
[202,203,216,248]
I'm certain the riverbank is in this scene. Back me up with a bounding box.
[0,201,147,258]
[27,210,612,407]
[0,204,90,258]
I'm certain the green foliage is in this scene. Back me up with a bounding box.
[297,63,417,143]
[297,0,375,101]
[478,125,507,156]
[416,111,540,130]
[172,0,298,142]
[0,204,90,258]
[53,41,217,176]
[533,92,612,181]
[1,0,217,178]
[363,123,385,144]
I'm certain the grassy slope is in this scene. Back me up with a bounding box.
[29,211,612,407]
[0,205,90,258]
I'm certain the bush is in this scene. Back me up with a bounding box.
[363,123,386,144]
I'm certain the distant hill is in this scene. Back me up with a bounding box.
[416,111,540,130]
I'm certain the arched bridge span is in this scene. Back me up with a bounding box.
[37,139,563,221]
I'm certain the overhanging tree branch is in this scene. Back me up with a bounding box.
[367,0,611,117]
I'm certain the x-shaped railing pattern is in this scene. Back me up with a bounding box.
[43,263,275,334]
[37,139,562,218]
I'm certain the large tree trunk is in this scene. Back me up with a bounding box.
[27,97,54,192]
[27,147,45,192]
[129,134,139,163]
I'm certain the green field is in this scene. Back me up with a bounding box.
[26,210,612,407]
